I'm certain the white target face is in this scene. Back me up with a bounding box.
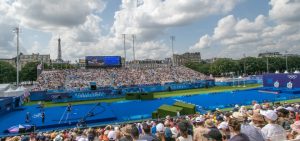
[274,81,279,88]
[287,81,293,89]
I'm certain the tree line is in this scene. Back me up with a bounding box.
[185,56,300,76]
[1,56,300,83]
[0,61,75,84]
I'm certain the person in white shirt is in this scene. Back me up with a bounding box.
[261,110,286,141]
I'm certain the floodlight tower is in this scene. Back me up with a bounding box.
[122,34,127,67]
[170,36,175,66]
[132,34,136,61]
[13,27,20,87]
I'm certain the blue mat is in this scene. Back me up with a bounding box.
[1,89,300,136]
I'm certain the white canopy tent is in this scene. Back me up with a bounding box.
[0,84,10,97]
[3,86,25,97]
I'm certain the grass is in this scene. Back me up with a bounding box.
[24,84,261,107]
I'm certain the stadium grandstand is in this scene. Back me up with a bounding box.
[33,66,209,91]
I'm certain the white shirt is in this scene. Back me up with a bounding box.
[261,123,286,141]
[178,135,193,141]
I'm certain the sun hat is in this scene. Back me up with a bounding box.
[250,113,265,122]
[204,119,215,128]
[232,112,246,121]
[260,110,278,121]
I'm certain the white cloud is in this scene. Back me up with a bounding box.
[269,0,300,24]
[190,12,300,58]
[0,0,241,61]
[10,0,106,30]
[111,0,240,40]
[189,35,212,50]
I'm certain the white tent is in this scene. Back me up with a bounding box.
[4,87,24,97]
[0,84,10,97]
[0,84,10,92]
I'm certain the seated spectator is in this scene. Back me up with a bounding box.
[228,118,250,141]
[139,123,159,141]
[193,116,209,141]
[177,121,193,141]
[261,110,286,141]
[120,125,133,141]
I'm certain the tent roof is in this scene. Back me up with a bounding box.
[5,87,14,93]
[15,87,24,92]
[0,84,10,91]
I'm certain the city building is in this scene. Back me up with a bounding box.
[0,53,50,70]
[126,59,171,68]
[173,52,201,66]
[258,52,282,57]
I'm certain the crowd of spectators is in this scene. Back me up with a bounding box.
[3,101,300,141]
[33,66,209,91]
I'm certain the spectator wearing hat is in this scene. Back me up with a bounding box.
[108,131,117,141]
[139,123,159,141]
[261,110,286,141]
[177,121,193,141]
[193,116,209,141]
[249,113,265,129]
[203,119,222,141]
[228,118,250,141]
[232,105,239,112]
[156,123,166,141]
[218,122,230,140]
[120,125,133,141]
[289,121,300,140]
[231,112,265,141]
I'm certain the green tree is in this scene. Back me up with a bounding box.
[209,58,239,76]
[0,61,16,83]
[20,62,39,82]
[287,56,300,72]
[238,57,266,75]
[185,62,210,75]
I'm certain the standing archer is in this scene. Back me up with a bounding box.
[67,103,72,112]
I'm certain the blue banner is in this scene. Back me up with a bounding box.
[30,80,216,102]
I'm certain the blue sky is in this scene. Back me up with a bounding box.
[0,0,299,61]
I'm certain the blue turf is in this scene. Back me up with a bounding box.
[1,89,300,136]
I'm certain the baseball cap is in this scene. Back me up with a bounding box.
[108,131,116,140]
[217,122,228,130]
[286,107,295,112]
[156,123,165,133]
[260,110,278,121]
[195,117,205,123]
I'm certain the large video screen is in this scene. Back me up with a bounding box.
[86,56,121,67]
